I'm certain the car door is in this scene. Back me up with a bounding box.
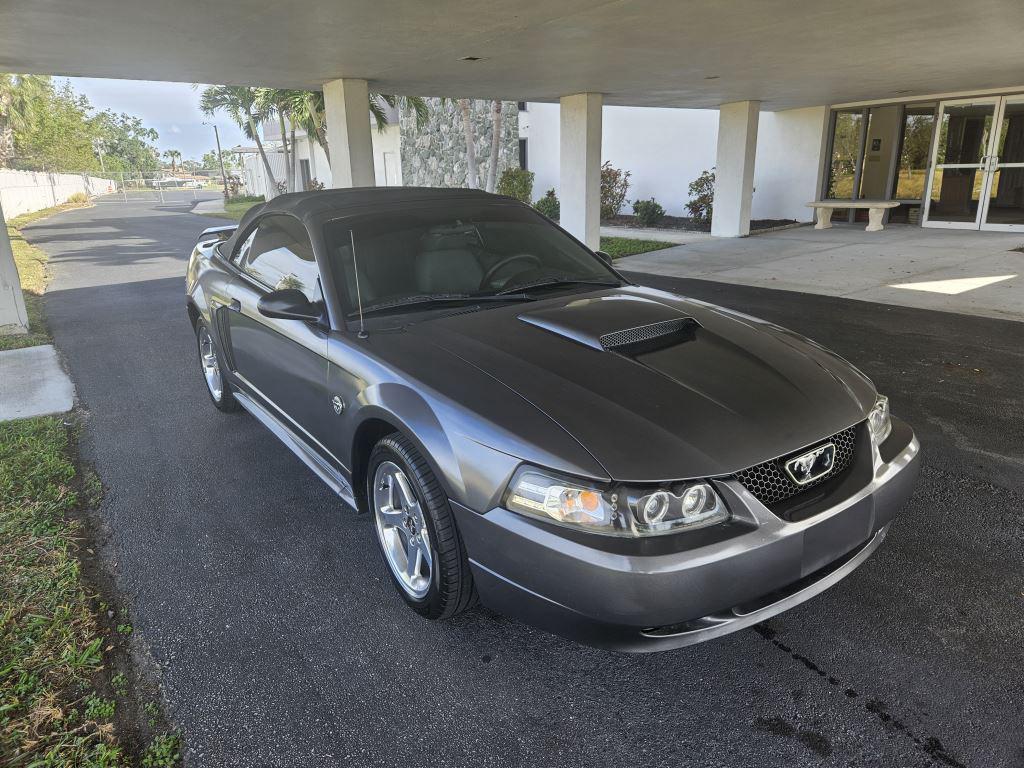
[224,214,339,465]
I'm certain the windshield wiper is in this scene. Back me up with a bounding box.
[496,277,620,295]
[349,292,533,318]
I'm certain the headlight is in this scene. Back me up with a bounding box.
[504,467,728,537]
[867,394,892,443]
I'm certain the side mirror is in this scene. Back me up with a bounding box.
[595,250,613,266]
[257,288,323,323]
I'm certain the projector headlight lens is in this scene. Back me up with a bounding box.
[868,394,892,444]
[504,468,728,536]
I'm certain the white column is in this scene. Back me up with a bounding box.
[559,93,602,250]
[0,198,28,336]
[323,78,376,188]
[712,100,760,237]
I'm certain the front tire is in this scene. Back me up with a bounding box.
[195,320,240,413]
[367,433,476,619]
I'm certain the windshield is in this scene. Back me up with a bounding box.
[323,201,619,318]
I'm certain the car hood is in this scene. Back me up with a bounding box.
[412,286,876,482]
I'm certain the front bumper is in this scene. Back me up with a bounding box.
[451,417,920,652]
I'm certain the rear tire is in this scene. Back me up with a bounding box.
[367,433,477,619]
[195,320,240,413]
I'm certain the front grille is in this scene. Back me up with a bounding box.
[599,317,699,352]
[735,425,857,508]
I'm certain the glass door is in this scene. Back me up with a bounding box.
[922,98,1000,229]
[980,96,1024,230]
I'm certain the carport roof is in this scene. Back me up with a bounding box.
[3,0,1024,110]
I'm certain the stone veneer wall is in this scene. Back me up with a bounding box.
[399,99,519,188]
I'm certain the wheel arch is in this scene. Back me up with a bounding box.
[349,397,465,516]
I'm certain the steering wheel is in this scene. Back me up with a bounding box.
[479,253,542,289]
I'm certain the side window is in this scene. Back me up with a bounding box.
[242,215,322,303]
[232,229,256,265]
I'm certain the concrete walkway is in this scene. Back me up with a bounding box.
[618,223,1024,322]
[191,197,226,216]
[600,224,714,245]
[0,344,75,421]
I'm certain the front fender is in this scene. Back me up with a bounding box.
[354,386,524,514]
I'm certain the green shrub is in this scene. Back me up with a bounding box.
[496,168,534,203]
[686,169,715,226]
[632,198,665,227]
[600,161,631,220]
[534,189,560,220]
[67,191,89,204]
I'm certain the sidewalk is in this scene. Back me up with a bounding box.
[192,198,227,216]
[617,223,1024,321]
[0,344,75,421]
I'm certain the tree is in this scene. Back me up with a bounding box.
[162,149,181,173]
[199,85,278,196]
[458,99,479,189]
[13,81,99,171]
[0,74,49,167]
[256,89,297,192]
[484,100,503,193]
[91,110,160,173]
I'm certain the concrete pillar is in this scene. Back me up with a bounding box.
[323,78,376,188]
[0,198,28,336]
[712,100,760,237]
[559,93,602,250]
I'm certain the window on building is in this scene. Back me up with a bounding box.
[519,139,528,170]
[826,109,865,199]
[893,106,936,200]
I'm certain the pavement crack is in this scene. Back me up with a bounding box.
[751,624,968,768]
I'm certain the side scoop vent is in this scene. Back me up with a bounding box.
[599,317,700,354]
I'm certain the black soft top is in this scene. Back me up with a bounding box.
[224,186,512,254]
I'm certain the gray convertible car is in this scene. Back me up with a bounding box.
[186,188,920,651]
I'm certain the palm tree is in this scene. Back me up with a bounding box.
[458,99,479,189]
[277,90,429,180]
[484,100,503,193]
[256,89,297,192]
[162,149,181,173]
[0,74,50,168]
[198,85,278,196]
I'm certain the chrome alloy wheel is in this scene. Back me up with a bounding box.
[373,461,433,599]
[198,326,224,402]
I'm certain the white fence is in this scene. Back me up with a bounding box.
[0,169,114,218]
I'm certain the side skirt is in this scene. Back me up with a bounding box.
[234,389,357,510]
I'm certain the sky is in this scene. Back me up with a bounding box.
[67,78,249,161]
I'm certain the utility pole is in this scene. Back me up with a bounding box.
[208,123,230,200]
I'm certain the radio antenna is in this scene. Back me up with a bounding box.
[349,228,367,339]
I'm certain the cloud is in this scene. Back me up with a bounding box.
[170,125,182,134]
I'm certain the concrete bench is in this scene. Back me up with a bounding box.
[806,200,899,232]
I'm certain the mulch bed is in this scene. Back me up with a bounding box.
[604,214,796,232]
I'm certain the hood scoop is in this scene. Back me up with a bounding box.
[599,317,699,354]
[519,294,700,353]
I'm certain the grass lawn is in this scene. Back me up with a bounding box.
[599,236,674,259]
[199,195,264,222]
[0,200,182,766]
[0,417,181,766]
[1,202,92,352]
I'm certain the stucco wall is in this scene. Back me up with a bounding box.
[0,170,113,218]
[524,103,720,216]
[751,106,828,222]
[400,99,519,188]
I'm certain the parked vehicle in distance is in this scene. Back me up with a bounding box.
[185,188,920,651]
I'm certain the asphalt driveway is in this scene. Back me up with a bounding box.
[30,199,1024,768]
